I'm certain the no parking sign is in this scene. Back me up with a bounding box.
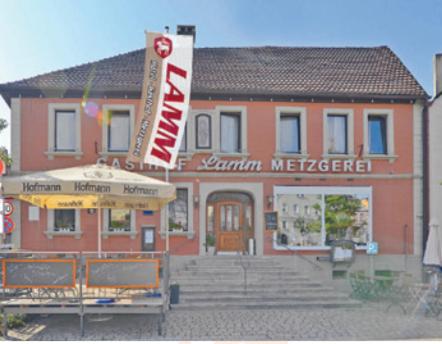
[3,217,15,234]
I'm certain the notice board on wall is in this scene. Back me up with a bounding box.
[265,212,278,230]
[86,259,159,288]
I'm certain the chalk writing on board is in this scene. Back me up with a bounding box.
[4,259,75,288]
[86,259,159,288]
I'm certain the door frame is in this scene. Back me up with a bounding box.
[199,184,263,256]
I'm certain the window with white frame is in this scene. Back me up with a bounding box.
[168,188,189,232]
[195,114,212,149]
[324,109,354,156]
[363,109,394,158]
[47,103,81,158]
[274,186,371,249]
[368,115,387,154]
[327,115,348,154]
[275,107,307,156]
[280,114,301,153]
[108,209,131,233]
[220,112,241,153]
[108,111,131,152]
[54,209,76,232]
[55,111,76,151]
[102,209,136,236]
[47,209,81,236]
[101,105,134,155]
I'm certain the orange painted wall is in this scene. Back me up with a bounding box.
[17,98,415,255]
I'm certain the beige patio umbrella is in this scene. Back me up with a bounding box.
[0,164,175,253]
[423,218,442,291]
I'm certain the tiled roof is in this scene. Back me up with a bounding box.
[0,46,428,101]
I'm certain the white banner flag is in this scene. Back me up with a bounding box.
[128,32,193,169]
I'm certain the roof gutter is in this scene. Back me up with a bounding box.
[0,87,428,107]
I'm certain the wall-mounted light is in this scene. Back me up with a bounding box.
[87,208,97,215]
[266,196,274,209]
[193,195,200,207]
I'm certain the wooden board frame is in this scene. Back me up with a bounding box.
[85,258,160,289]
[2,258,77,289]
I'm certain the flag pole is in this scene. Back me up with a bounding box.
[165,168,170,253]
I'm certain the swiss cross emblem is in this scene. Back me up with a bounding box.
[154,36,173,59]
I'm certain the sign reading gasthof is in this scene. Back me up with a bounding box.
[127,31,194,169]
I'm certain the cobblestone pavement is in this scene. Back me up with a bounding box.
[4,304,442,341]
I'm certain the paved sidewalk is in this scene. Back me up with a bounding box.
[4,305,442,341]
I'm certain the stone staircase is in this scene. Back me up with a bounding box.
[170,256,360,310]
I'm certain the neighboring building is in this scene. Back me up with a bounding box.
[0,29,428,275]
[429,54,442,237]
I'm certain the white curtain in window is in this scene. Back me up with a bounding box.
[221,113,240,153]
[280,116,300,153]
[55,111,76,151]
[327,116,347,153]
[197,115,211,148]
[109,112,130,151]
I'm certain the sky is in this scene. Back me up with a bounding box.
[0,0,441,151]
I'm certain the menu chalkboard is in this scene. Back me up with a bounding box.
[86,259,159,288]
[3,259,76,288]
[265,212,278,230]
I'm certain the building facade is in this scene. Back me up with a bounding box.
[429,54,442,236]
[0,40,428,273]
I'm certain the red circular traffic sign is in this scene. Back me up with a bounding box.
[3,200,14,217]
[3,216,15,234]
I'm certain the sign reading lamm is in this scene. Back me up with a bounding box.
[128,32,194,169]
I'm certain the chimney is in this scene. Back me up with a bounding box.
[177,25,196,43]
[434,54,442,97]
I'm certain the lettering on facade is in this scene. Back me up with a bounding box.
[198,155,263,172]
[97,155,372,174]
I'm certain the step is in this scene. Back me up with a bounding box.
[173,269,299,276]
[171,299,361,311]
[179,286,335,294]
[180,293,350,303]
[181,266,297,273]
[171,276,315,286]
[174,281,325,288]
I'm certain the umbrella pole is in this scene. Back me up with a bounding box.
[98,208,102,256]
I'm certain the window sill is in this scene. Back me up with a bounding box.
[99,151,129,157]
[160,231,194,239]
[363,154,398,163]
[102,231,137,239]
[178,152,194,160]
[321,154,357,160]
[272,244,368,251]
[273,152,309,159]
[45,230,82,239]
[193,148,214,153]
[45,151,84,160]
[214,152,250,158]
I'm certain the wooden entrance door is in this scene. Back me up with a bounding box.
[215,201,244,252]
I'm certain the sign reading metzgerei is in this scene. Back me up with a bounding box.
[127,31,194,170]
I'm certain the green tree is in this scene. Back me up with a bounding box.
[325,195,362,241]
[0,118,11,166]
